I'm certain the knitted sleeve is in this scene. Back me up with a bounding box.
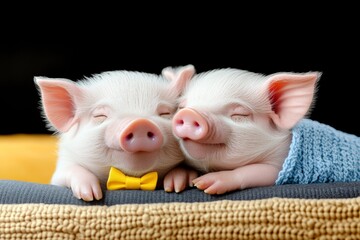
[276,119,360,185]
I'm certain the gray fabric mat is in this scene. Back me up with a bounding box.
[1,180,359,206]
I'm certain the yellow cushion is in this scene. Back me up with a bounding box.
[0,134,57,184]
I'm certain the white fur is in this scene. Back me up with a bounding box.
[38,71,185,192]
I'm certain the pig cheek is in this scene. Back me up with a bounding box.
[103,120,126,151]
[224,121,276,164]
[160,130,184,164]
[180,140,208,160]
[151,122,183,166]
[178,116,230,161]
[58,126,111,182]
[179,140,227,169]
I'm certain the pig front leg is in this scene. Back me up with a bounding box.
[163,166,199,193]
[51,164,103,201]
[192,163,280,194]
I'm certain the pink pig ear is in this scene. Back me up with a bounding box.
[266,72,321,129]
[162,64,195,97]
[34,77,83,132]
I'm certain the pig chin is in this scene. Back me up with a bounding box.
[180,139,225,160]
[110,150,160,176]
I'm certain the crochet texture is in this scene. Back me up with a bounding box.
[276,119,360,185]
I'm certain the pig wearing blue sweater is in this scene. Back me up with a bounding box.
[163,67,360,194]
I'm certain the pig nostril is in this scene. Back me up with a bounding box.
[176,119,184,125]
[147,132,154,139]
[126,133,133,141]
[193,121,200,127]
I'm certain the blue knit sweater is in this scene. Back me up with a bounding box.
[275,119,360,185]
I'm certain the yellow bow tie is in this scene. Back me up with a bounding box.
[106,167,158,191]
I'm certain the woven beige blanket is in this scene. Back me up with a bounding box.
[1,197,359,239]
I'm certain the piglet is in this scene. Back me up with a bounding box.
[35,65,195,201]
[169,68,360,194]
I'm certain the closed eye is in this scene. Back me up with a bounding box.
[230,113,250,122]
[157,103,174,119]
[159,112,172,119]
[93,114,107,123]
[228,103,252,122]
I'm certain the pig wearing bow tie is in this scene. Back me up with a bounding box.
[35,65,195,201]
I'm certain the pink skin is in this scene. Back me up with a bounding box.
[192,164,280,194]
[172,108,208,141]
[52,165,103,201]
[105,118,165,172]
[119,118,163,153]
[163,166,198,193]
[168,70,320,195]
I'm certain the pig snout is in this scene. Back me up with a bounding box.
[119,118,163,152]
[172,108,208,140]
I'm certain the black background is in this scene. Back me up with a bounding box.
[1,10,359,136]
